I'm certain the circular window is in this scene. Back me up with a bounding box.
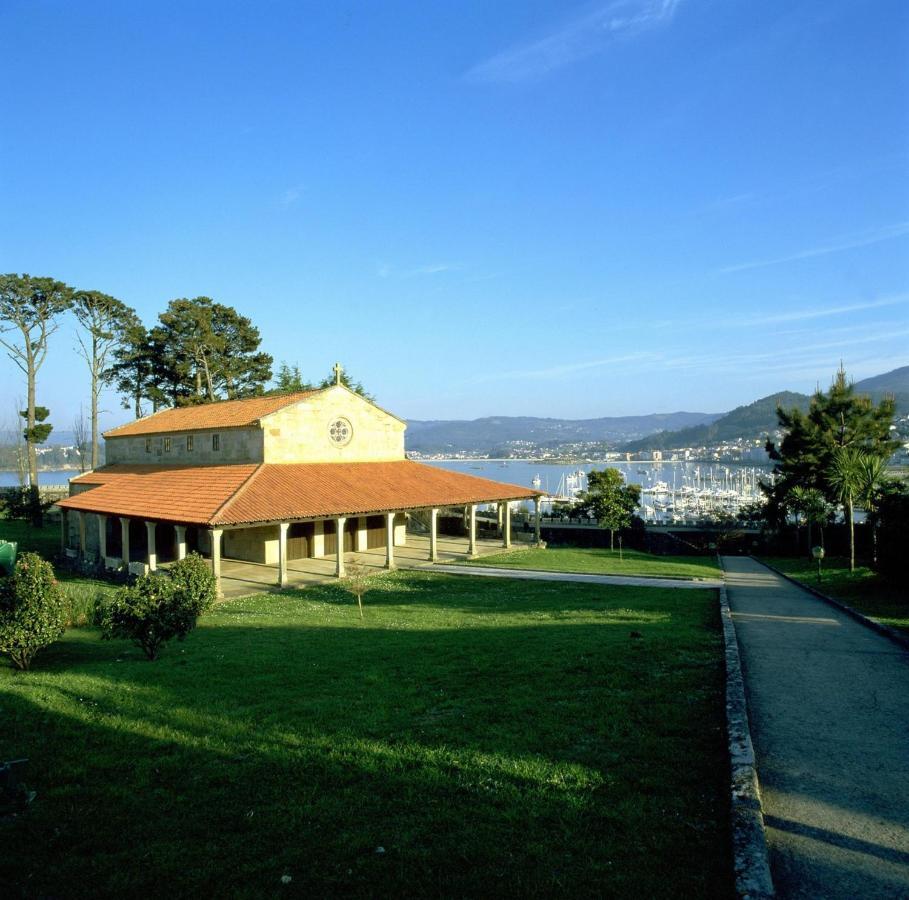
[328,417,353,446]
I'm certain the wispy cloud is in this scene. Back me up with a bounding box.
[742,293,909,326]
[278,185,305,208]
[465,0,682,84]
[377,262,462,279]
[471,352,658,383]
[717,221,909,274]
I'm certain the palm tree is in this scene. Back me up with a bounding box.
[855,453,890,566]
[828,447,864,573]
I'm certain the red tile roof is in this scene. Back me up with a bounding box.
[57,461,539,526]
[103,391,321,438]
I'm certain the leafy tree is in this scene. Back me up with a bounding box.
[104,316,160,418]
[98,553,216,660]
[319,366,374,402]
[271,362,314,394]
[0,553,66,671]
[72,290,137,468]
[766,367,898,513]
[854,453,891,565]
[572,468,641,550]
[788,486,831,556]
[155,297,273,403]
[828,447,864,573]
[0,274,74,522]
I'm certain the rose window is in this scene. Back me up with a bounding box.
[329,417,353,446]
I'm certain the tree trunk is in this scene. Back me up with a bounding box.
[24,337,41,526]
[806,520,813,558]
[847,498,855,573]
[91,334,100,469]
[610,529,614,551]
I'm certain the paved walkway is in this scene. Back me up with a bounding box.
[722,556,909,898]
[425,564,721,590]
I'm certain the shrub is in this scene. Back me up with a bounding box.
[99,554,216,660]
[0,552,66,671]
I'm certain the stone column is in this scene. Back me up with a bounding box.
[502,502,512,549]
[60,508,69,553]
[175,525,187,560]
[313,520,325,557]
[335,517,346,577]
[97,514,108,562]
[77,511,87,558]
[385,512,396,569]
[356,517,368,552]
[534,496,542,545]
[467,504,477,558]
[277,521,289,587]
[209,527,223,596]
[145,521,157,571]
[428,507,439,562]
[120,517,131,567]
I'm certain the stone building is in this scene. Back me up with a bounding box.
[58,380,541,594]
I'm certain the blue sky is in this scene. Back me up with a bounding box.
[1,0,907,428]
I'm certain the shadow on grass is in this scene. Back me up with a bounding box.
[1,579,730,898]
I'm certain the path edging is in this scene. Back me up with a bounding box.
[754,557,909,653]
[718,565,775,898]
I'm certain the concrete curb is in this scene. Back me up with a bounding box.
[718,562,775,899]
[753,557,909,653]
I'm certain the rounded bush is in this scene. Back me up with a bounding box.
[0,552,66,671]
[99,553,216,660]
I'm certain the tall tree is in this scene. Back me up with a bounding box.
[766,367,898,512]
[854,453,891,566]
[0,274,73,521]
[105,317,160,418]
[571,468,641,550]
[72,290,136,468]
[156,297,272,403]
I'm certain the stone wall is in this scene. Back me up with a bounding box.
[262,385,406,463]
[105,427,264,465]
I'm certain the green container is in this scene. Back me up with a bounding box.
[0,540,17,576]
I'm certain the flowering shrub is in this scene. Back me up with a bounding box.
[98,553,216,660]
[0,552,66,671]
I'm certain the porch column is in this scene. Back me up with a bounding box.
[335,517,347,577]
[175,525,187,560]
[467,504,477,558]
[534,496,542,545]
[502,502,512,549]
[60,508,68,552]
[277,521,289,587]
[209,528,223,596]
[428,507,439,562]
[120,517,131,566]
[77,511,87,558]
[97,514,108,561]
[145,521,157,571]
[385,512,396,569]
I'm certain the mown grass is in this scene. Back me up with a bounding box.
[0,571,731,898]
[761,556,909,633]
[464,546,721,580]
[0,513,61,559]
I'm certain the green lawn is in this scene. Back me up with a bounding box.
[761,556,909,633]
[0,571,732,898]
[464,546,721,580]
[0,513,61,558]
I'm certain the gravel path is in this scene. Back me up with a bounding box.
[722,556,909,898]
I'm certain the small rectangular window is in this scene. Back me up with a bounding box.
[145,438,151,453]
[212,434,220,451]
[186,435,194,452]
[164,437,172,453]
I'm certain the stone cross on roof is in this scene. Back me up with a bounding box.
[333,361,343,385]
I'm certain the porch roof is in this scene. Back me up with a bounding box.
[57,461,540,527]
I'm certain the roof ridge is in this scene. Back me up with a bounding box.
[208,463,264,525]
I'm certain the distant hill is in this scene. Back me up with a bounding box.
[854,366,909,413]
[621,391,811,452]
[405,411,721,454]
